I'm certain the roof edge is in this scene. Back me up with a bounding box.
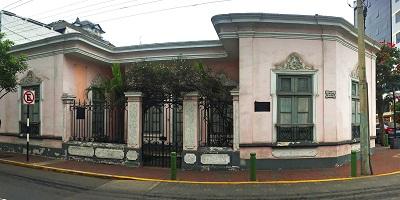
[211,13,381,51]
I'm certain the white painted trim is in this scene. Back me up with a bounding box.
[271,72,277,142]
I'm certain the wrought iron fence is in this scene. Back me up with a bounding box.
[276,124,313,142]
[69,100,127,143]
[199,99,233,147]
[352,125,360,140]
[142,98,183,168]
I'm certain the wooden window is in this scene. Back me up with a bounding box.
[277,75,313,142]
[351,81,360,140]
[20,85,40,135]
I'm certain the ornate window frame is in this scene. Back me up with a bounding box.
[271,53,318,143]
[18,71,43,135]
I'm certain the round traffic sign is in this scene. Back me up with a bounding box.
[23,90,35,105]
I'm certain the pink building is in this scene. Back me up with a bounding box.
[0,12,379,169]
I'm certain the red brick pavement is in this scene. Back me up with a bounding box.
[1,146,400,182]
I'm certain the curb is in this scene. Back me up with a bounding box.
[1,158,399,185]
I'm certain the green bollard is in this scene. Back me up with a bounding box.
[250,152,256,181]
[384,134,389,147]
[351,150,357,177]
[170,152,177,180]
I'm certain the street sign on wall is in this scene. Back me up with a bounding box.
[23,90,35,105]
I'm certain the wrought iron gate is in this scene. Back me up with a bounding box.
[199,99,233,147]
[142,99,183,168]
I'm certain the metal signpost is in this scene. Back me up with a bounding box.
[23,90,35,162]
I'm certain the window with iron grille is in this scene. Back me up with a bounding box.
[351,81,360,140]
[276,75,313,142]
[20,85,40,135]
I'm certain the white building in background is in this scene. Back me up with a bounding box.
[0,10,60,45]
[357,0,400,45]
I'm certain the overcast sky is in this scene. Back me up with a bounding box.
[0,0,355,46]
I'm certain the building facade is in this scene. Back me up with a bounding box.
[0,12,379,170]
[358,0,400,45]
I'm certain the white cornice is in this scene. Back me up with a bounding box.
[218,31,377,59]
[25,47,228,63]
[10,33,227,62]
[211,13,381,52]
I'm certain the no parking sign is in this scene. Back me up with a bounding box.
[22,89,35,162]
[23,90,35,105]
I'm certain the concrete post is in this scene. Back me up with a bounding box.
[61,93,76,142]
[231,89,240,151]
[125,92,142,148]
[183,92,199,151]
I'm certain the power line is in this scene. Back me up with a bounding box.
[7,0,34,11]
[27,0,89,18]
[10,30,59,43]
[5,0,233,44]
[2,0,24,9]
[2,25,31,41]
[3,0,163,32]
[2,0,130,30]
[80,0,164,19]
[99,0,232,23]
[38,0,122,21]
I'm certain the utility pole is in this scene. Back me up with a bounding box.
[356,0,371,175]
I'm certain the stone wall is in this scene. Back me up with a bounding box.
[0,142,64,158]
[64,141,140,166]
[182,147,240,170]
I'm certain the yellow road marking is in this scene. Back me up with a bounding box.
[0,158,398,185]
[31,159,66,166]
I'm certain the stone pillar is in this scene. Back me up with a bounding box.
[231,89,240,151]
[183,92,199,151]
[125,92,142,148]
[61,93,76,142]
[124,92,142,166]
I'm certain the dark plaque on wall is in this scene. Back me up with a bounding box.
[325,90,336,99]
[254,101,270,112]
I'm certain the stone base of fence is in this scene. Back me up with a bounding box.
[181,147,240,170]
[64,141,141,166]
[0,142,65,158]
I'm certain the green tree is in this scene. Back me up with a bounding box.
[0,32,28,100]
[125,59,233,101]
[376,43,400,142]
[86,63,125,104]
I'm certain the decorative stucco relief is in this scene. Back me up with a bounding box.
[350,64,359,79]
[275,53,314,70]
[20,70,42,86]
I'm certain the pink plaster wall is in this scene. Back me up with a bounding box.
[237,34,376,159]
[0,54,64,137]
[203,59,239,81]
[63,55,111,102]
[239,37,326,144]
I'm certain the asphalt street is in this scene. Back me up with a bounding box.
[1,163,400,200]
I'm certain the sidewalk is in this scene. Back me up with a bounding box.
[1,145,400,183]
